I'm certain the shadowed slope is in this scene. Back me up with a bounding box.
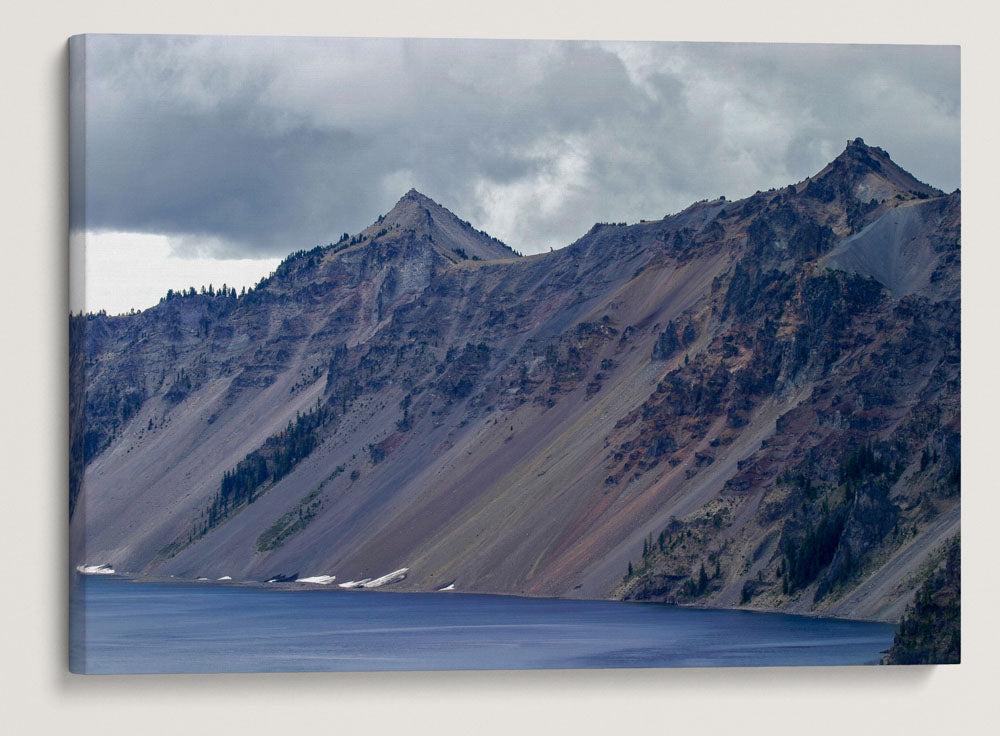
[71,140,959,625]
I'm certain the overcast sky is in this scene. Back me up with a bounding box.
[71,36,959,314]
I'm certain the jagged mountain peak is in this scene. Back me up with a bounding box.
[357,189,520,263]
[400,187,436,205]
[806,138,943,202]
[384,188,441,219]
[826,138,901,182]
[841,136,888,160]
[374,188,459,235]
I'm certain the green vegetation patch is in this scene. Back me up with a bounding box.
[884,536,960,665]
[256,488,324,553]
[158,401,335,560]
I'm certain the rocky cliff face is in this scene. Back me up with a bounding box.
[70,139,959,622]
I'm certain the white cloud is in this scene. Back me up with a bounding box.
[472,133,592,249]
[76,231,282,315]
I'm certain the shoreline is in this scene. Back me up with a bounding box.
[72,570,898,626]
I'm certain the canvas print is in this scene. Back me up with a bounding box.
[68,35,960,673]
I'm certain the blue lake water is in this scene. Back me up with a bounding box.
[70,576,896,673]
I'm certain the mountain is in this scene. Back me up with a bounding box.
[883,535,960,664]
[70,139,959,623]
[364,188,520,262]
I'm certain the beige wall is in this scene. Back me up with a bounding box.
[2,2,995,734]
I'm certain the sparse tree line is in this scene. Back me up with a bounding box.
[883,536,960,664]
[622,431,948,609]
[159,400,339,556]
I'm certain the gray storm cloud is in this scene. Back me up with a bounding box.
[71,35,959,258]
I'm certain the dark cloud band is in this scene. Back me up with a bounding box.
[71,36,960,258]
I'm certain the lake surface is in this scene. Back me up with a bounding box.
[70,576,895,673]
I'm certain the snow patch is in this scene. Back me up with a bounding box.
[297,575,336,585]
[362,568,409,588]
[76,564,115,575]
[337,579,371,589]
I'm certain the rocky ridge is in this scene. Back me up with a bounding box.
[70,139,960,623]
